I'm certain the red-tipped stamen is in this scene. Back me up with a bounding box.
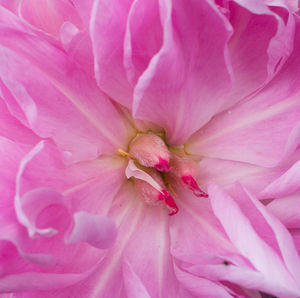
[154,157,171,172]
[181,175,208,198]
[159,190,179,216]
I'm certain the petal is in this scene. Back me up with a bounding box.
[66,211,117,249]
[187,84,300,167]
[0,0,20,13]
[0,98,38,144]
[90,0,134,109]
[19,0,82,37]
[123,0,163,86]
[0,7,132,162]
[122,259,151,298]
[0,270,93,293]
[133,0,233,145]
[60,24,94,77]
[174,264,235,298]
[197,156,294,197]
[71,0,94,26]
[223,0,295,107]
[208,183,300,296]
[260,160,300,198]
[187,17,300,167]
[267,193,300,229]
[125,159,162,192]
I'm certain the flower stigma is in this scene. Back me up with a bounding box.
[118,132,208,216]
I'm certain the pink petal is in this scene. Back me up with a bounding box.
[66,211,117,249]
[133,0,233,145]
[0,8,132,162]
[0,0,20,13]
[125,160,162,192]
[123,0,163,86]
[187,17,300,167]
[122,259,151,298]
[222,0,295,108]
[60,24,94,77]
[0,98,38,144]
[90,0,134,109]
[19,0,82,37]
[17,187,68,238]
[208,183,300,296]
[267,194,300,229]
[71,0,94,26]
[260,160,300,198]
[187,84,300,167]
[0,270,93,293]
[197,156,295,197]
[174,264,235,298]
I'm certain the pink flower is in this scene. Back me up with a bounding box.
[0,0,300,297]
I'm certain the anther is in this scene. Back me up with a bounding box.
[168,152,208,198]
[129,133,171,172]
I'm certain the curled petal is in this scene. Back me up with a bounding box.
[66,211,117,249]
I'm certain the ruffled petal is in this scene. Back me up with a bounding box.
[267,193,300,229]
[66,211,117,249]
[0,98,38,144]
[125,160,162,192]
[208,183,300,297]
[260,160,300,198]
[90,0,134,109]
[221,0,295,108]
[197,154,300,197]
[19,0,82,37]
[0,7,132,162]
[187,81,300,167]
[122,259,151,298]
[133,0,233,145]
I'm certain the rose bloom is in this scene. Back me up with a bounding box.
[1,0,300,297]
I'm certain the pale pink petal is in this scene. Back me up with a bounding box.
[174,264,233,298]
[169,188,244,257]
[197,155,299,197]
[125,160,162,192]
[0,98,38,144]
[17,187,67,238]
[187,15,300,167]
[71,0,94,26]
[208,183,300,296]
[0,269,96,294]
[60,24,94,77]
[19,0,82,37]
[90,0,134,109]
[187,86,300,167]
[122,259,151,298]
[0,8,132,162]
[66,211,117,249]
[59,21,79,50]
[60,184,180,297]
[223,0,295,107]
[260,160,300,198]
[0,0,20,13]
[121,206,179,297]
[123,0,163,86]
[133,0,233,145]
[53,184,142,298]
[267,194,300,229]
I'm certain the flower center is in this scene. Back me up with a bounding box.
[119,132,207,216]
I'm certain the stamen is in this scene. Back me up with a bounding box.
[159,190,178,216]
[166,182,177,197]
[129,133,171,172]
[118,148,133,158]
[181,175,208,198]
[154,157,171,172]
